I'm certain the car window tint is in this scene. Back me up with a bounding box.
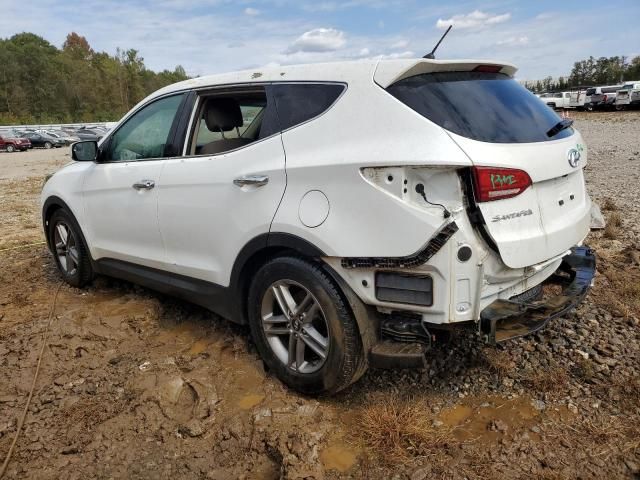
[387,72,573,143]
[105,93,185,161]
[272,83,345,131]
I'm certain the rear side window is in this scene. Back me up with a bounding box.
[585,88,596,96]
[387,72,573,143]
[603,86,620,93]
[272,83,345,131]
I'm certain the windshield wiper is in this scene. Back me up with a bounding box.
[546,118,573,138]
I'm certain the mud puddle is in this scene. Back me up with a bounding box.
[438,396,542,442]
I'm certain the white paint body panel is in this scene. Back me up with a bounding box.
[82,161,167,268]
[158,137,287,286]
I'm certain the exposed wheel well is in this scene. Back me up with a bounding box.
[235,246,316,324]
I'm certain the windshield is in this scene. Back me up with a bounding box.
[387,71,573,143]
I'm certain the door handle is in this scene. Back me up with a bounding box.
[132,180,155,190]
[233,175,269,188]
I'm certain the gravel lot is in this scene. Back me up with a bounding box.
[0,112,639,479]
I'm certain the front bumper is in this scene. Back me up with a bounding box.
[479,246,595,344]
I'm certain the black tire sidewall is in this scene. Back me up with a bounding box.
[248,257,359,395]
[48,209,92,288]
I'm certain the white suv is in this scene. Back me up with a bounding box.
[41,59,596,394]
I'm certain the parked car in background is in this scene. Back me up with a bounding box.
[42,58,595,394]
[39,130,80,145]
[615,81,640,110]
[22,132,65,149]
[0,131,31,152]
[74,128,102,141]
[568,90,587,109]
[585,85,622,111]
[539,91,571,109]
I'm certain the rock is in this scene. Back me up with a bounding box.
[61,445,79,455]
[574,350,589,360]
[568,403,579,415]
[179,419,205,437]
[489,419,508,432]
[532,399,546,411]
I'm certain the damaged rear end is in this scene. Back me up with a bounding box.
[371,59,595,350]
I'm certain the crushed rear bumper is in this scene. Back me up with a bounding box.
[479,246,596,345]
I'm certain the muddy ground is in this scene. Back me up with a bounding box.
[1,111,639,479]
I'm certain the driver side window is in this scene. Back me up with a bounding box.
[104,93,185,162]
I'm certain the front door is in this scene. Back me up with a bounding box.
[82,93,186,270]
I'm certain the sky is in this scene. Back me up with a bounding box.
[1,0,639,81]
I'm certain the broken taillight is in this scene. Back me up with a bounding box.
[471,166,532,202]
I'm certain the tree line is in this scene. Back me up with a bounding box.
[522,55,640,93]
[0,32,188,125]
[2,32,640,123]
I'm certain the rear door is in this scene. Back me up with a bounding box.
[386,70,591,269]
[157,86,286,287]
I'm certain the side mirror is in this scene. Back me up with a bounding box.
[71,141,98,162]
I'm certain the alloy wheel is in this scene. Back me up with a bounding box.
[53,221,79,275]
[260,280,330,374]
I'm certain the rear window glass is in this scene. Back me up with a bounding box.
[387,72,573,143]
[272,83,345,131]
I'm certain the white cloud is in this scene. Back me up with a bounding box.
[391,39,409,49]
[285,28,347,54]
[244,7,260,16]
[496,36,529,47]
[375,50,414,60]
[436,10,511,30]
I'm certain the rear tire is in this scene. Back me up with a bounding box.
[247,256,365,395]
[48,209,93,288]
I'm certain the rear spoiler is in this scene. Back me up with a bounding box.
[373,59,518,88]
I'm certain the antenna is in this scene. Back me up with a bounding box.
[423,25,452,59]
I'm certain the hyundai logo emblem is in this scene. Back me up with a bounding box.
[567,148,581,168]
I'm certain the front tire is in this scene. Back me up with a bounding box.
[248,256,365,395]
[48,209,93,288]
[44,142,52,149]
[6,145,15,153]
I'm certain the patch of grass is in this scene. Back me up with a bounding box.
[353,396,453,465]
[593,250,640,318]
[609,211,623,227]
[481,348,514,379]
[571,357,596,382]
[521,364,570,394]
[603,222,619,240]
[602,198,618,211]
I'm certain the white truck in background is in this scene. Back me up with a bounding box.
[539,92,571,109]
[615,81,640,110]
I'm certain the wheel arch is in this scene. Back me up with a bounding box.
[42,196,89,257]
[230,232,327,324]
[230,233,377,362]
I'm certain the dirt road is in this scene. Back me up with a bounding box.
[1,114,639,479]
